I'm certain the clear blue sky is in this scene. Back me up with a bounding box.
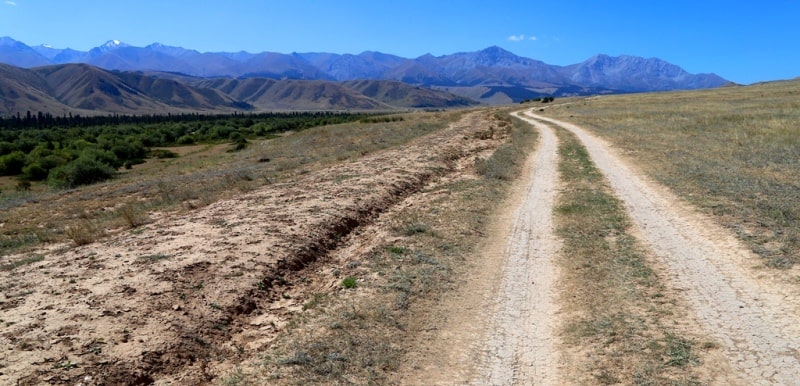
[1,1,797,84]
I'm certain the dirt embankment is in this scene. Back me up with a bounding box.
[0,111,502,385]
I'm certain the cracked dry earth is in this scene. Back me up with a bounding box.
[0,111,504,385]
[472,111,561,384]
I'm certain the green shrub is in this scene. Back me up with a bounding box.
[48,154,117,188]
[176,135,195,145]
[0,151,26,176]
[150,149,178,159]
[21,162,48,181]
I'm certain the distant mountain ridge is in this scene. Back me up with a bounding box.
[1,36,729,104]
[0,63,476,116]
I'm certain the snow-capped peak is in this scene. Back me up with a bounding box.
[101,39,128,49]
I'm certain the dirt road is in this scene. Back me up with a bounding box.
[526,111,800,385]
[470,112,561,384]
[399,111,562,385]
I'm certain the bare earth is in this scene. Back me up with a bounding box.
[528,111,800,385]
[0,111,502,384]
[472,112,561,384]
[399,111,562,385]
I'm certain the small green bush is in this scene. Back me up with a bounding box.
[48,154,117,188]
[341,277,357,289]
[0,151,26,176]
[150,149,178,159]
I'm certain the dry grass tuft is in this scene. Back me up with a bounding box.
[64,219,104,246]
[117,203,151,228]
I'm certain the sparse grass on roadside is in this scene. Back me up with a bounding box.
[64,219,104,246]
[554,126,708,385]
[249,110,538,385]
[543,80,800,268]
[137,253,171,262]
[0,254,44,271]
[475,113,530,180]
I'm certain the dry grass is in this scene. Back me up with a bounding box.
[64,219,104,246]
[0,111,461,255]
[248,111,537,384]
[543,80,800,268]
[554,126,708,384]
[0,254,43,271]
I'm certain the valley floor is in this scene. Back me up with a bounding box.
[2,105,798,385]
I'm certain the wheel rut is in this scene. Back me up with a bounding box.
[470,111,562,385]
[526,110,800,385]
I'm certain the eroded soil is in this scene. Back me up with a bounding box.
[0,111,504,385]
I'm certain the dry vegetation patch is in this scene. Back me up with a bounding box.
[553,126,718,384]
[0,112,452,258]
[542,81,800,269]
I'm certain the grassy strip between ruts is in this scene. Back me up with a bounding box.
[219,111,537,385]
[553,125,718,385]
[542,81,800,269]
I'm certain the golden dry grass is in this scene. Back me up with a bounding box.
[542,80,800,268]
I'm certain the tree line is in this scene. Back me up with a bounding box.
[0,111,372,188]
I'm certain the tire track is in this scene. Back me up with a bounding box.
[472,112,561,385]
[526,111,800,385]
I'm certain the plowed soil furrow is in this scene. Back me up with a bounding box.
[527,111,800,385]
[472,112,561,384]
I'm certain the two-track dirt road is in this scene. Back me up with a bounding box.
[523,111,800,384]
[414,108,799,384]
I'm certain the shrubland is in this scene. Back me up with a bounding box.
[0,112,374,187]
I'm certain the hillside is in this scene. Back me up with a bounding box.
[194,78,389,110]
[341,79,477,108]
[0,64,476,116]
[0,37,730,103]
[0,63,75,115]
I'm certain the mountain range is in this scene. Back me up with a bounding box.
[0,36,730,115]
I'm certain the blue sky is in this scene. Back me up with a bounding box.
[0,1,797,84]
